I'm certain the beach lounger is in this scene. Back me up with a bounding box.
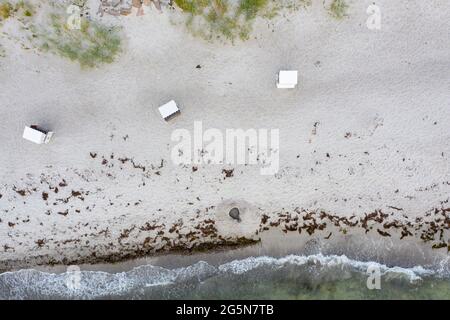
[277,70,298,89]
[23,125,54,144]
[158,100,180,121]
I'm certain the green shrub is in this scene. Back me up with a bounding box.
[174,0,274,41]
[37,14,122,68]
[329,0,348,20]
[238,0,268,20]
[174,0,209,14]
[0,2,12,20]
[0,0,34,20]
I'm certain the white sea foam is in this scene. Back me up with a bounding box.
[218,254,435,281]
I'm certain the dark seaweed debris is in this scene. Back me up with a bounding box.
[260,207,450,250]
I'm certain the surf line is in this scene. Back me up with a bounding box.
[176,304,210,318]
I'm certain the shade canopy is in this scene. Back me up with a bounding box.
[277,70,298,88]
[23,126,46,144]
[158,100,180,120]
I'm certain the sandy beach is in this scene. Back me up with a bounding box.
[0,0,449,271]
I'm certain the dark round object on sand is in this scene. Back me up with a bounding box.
[229,207,241,221]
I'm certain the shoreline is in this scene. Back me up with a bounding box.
[2,225,449,300]
[11,225,450,276]
[3,205,449,273]
[3,235,449,300]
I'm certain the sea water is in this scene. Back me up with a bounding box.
[1,253,449,299]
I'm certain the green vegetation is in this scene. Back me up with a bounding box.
[173,0,318,42]
[328,0,348,20]
[16,0,34,16]
[0,1,12,20]
[174,0,209,14]
[238,0,268,20]
[0,1,34,60]
[0,0,34,20]
[1,0,349,64]
[174,0,280,42]
[0,1,122,67]
[36,13,122,68]
[72,0,87,7]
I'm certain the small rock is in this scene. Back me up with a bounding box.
[229,207,241,222]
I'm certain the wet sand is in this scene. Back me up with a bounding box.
[30,225,449,276]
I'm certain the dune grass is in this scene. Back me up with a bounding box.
[0,0,34,20]
[36,13,122,68]
[238,0,268,20]
[0,1,12,20]
[238,0,269,20]
[175,0,275,41]
[174,0,209,14]
[328,0,348,20]
[174,0,318,42]
[15,0,33,16]
[0,1,121,67]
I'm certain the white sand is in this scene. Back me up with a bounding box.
[0,0,449,269]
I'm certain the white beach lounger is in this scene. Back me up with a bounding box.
[277,70,298,89]
[158,100,180,121]
[23,126,54,144]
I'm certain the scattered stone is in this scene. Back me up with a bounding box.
[229,207,241,222]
